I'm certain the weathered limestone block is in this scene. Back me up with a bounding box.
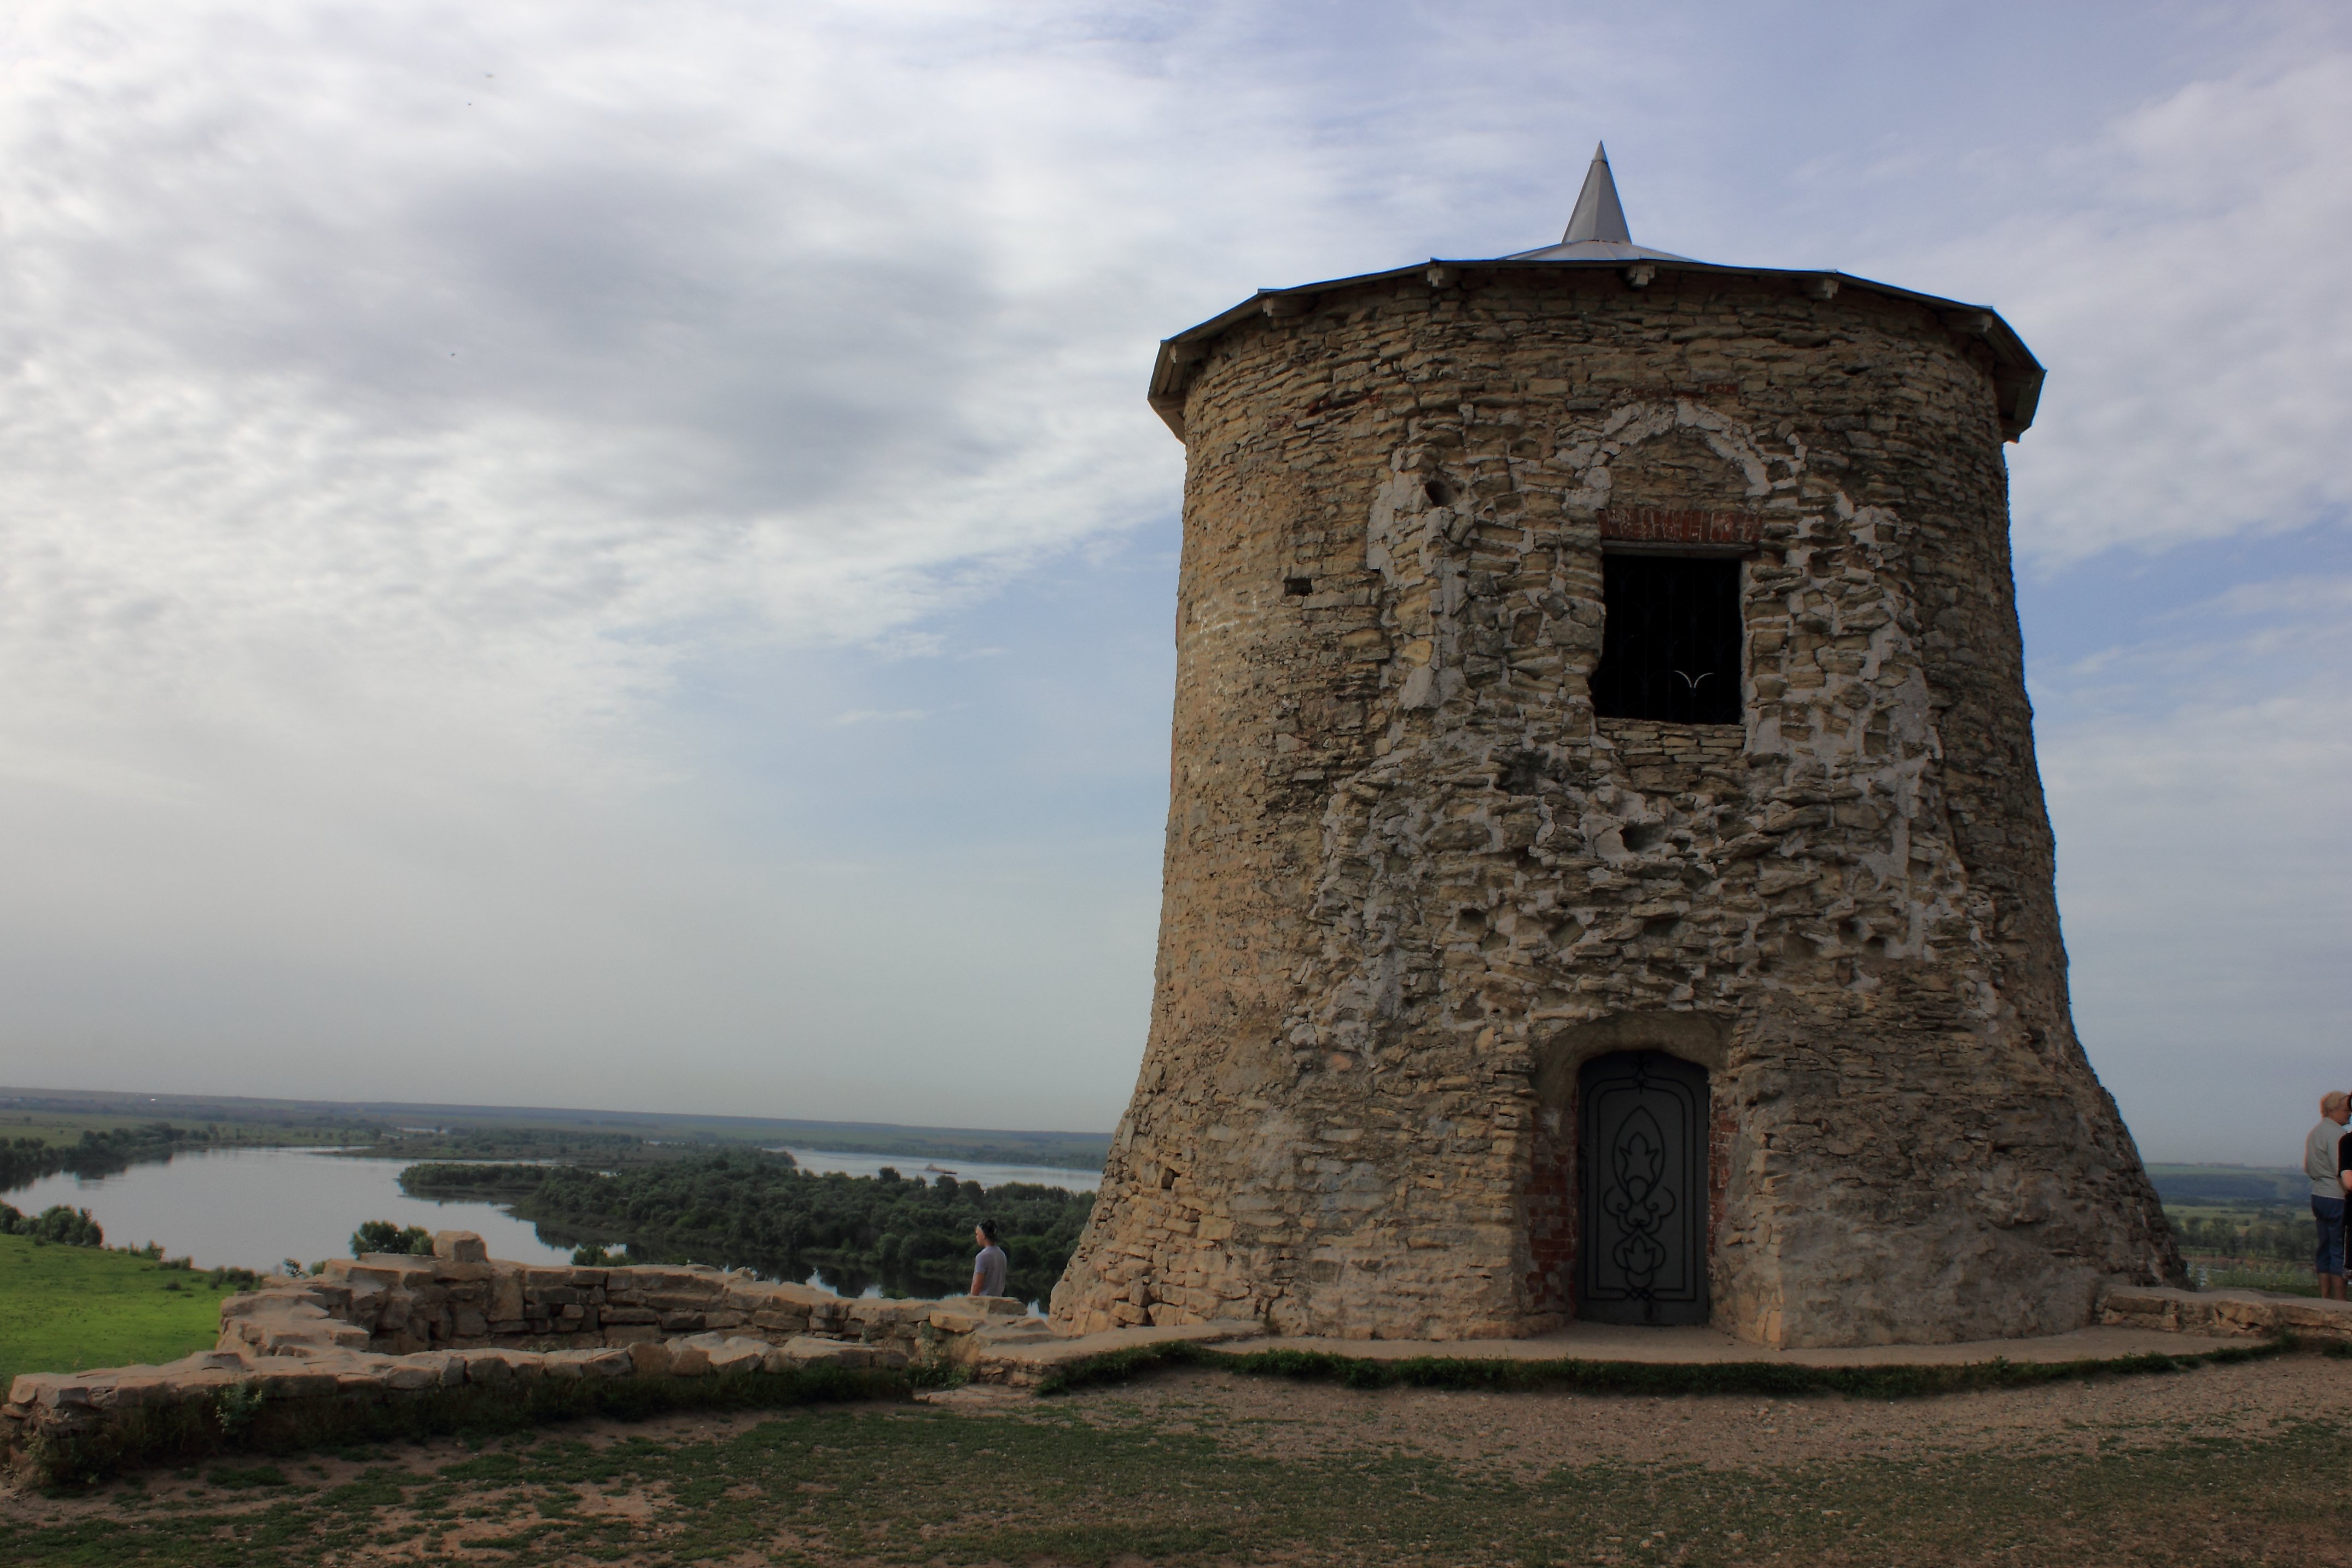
[488,1268,526,1323]
[844,1299,936,1348]
[249,1365,341,1402]
[749,1306,814,1334]
[723,1280,825,1325]
[773,1336,904,1371]
[433,1231,488,1264]
[540,1347,633,1379]
[928,1306,990,1335]
[219,1295,371,1357]
[665,1333,770,1376]
[457,1349,547,1384]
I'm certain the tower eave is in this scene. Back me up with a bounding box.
[1149,259,2045,443]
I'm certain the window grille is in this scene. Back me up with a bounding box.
[1591,553,1742,725]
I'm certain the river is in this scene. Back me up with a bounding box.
[3,1145,1099,1278]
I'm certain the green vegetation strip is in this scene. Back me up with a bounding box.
[1031,1335,2292,1398]
[25,1366,918,1491]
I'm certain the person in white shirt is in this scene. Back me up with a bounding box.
[2305,1092,2350,1301]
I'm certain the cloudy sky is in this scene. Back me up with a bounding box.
[1,0,2344,1161]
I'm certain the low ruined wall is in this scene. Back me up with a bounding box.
[2097,1286,2352,1343]
[3,1232,1053,1480]
[217,1231,1037,1359]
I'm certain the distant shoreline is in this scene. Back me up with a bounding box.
[0,1086,1113,1171]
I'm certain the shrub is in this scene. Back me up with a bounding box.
[10,1204,106,1246]
[215,1382,265,1437]
[350,1220,434,1257]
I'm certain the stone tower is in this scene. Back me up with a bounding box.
[1052,147,2182,1348]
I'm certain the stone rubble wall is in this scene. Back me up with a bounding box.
[1053,266,2181,1349]
[2099,1286,2352,1343]
[2,1233,1049,1477]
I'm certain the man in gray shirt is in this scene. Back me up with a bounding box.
[2307,1092,2350,1301]
[969,1219,1009,1299]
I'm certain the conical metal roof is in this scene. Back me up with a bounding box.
[1146,143,2046,443]
[1504,143,1689,263]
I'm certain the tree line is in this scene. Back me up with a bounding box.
[2166,1208,2307,1263]
[0,1122,201,1190]
[400,1149,1095,1301]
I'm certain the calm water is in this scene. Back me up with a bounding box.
[4,1144,1097,1280]
[4,1146,573,1272]
[781,1149,1099,1191]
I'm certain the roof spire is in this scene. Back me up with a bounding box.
[1562,142,1631,246]
[1498,143,1687,263]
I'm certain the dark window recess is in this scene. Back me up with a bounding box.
[1591,554,1742,724]
[1283,576,1314,596]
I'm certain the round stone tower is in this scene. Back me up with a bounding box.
[1052,147,2183,1348]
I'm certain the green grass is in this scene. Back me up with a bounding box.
[19,1365,911,1489]
[0,1235,244,1390]
[1032,1337,2289,1399]
[0,1112,357,1150]
[2188,1258,2322,1296]
[5,1392,2349,1565]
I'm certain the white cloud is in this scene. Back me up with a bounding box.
[0,0,2345,1145]
[1928,48,2352,564]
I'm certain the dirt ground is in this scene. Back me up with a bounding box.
[1052,1354,2337,1472]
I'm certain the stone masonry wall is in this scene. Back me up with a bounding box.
[1051,266,2182,1348]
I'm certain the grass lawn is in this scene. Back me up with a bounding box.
[7,1367,2351,1566]
[0,1237,242,1389]
[2186,1257,2322,1296]
[0,1115,356,1150]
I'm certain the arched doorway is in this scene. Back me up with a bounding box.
[1578,1050,1709,1325]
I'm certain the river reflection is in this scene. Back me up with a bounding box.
[4,1146,573,1272]
[778,1149,1100,1191]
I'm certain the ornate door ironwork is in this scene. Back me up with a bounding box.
[1577,1050,1708,1325]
